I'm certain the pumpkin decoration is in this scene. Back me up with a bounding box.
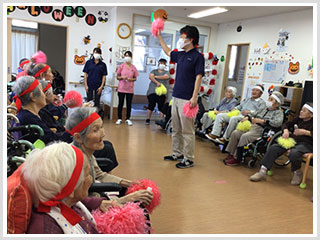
[153,9,168,21]
[74,55,85,65]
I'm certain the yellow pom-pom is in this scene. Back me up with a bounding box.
[208,111,216,121]
[169,99,173,106]
[227,109,240,118]
[155,84,167,96]
[277,137,296,149]
[236,120,252,132]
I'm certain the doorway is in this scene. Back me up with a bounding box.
[220,43,250,100]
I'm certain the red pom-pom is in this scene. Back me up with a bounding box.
[212,69,217,75]
[208,52,213,59]
[31,51,47,64]
[126,179,161,214]
[92,202,151,234]
[151,18,164,37]
[200,86,204,92]
[173,48,178,52]
[169,69,175,75]
[169,61,175,65]
[169,79,175,85]
[207,88,213,95]
[63,90,83,108]
[212,60,218,65]
[209,79,215,85]
[182,102,199,119]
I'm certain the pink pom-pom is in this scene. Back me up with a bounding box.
[126,179,161,214]
[63,90,83,108]
[92,202,151,234]
[182,102,199,119]
[31,51,47,64]
[151,18,164,37]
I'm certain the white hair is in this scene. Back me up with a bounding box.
[22,142,85,207]
[12,76,42,106]
[39,79,53,94]
[65,107,98,147]
[226,86,237,97]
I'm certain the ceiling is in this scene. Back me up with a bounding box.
[130,6,312,24]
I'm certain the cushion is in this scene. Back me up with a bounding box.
[7,164,32,234]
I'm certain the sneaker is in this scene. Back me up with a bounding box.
[145,119,150,125]
[176,159,194,169]
[250,172,267,182]
[164,154,184,161]
[223,154,234,161]
[291,170,303,185]
[205,133,217,141]
[225,158,241,166]
[115,119,122,125]
[125,119,133,126]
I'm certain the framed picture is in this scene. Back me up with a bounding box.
[146,57,156,66]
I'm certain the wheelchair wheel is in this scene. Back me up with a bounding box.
[266,131,290,167]
[248,159,255,168]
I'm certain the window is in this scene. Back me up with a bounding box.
[11,20,38,74]
[228,45,238,79]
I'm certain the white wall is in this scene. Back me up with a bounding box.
[213,9,313,105]
[8,6,116,98]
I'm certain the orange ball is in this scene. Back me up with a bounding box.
[154,9,168,21]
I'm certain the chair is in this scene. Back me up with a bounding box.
[300,153,313,189]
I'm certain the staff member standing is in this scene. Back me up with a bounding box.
[83,48,107,109]
[115,51,138,126]
[158,25,205,169]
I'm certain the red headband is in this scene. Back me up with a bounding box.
[37,145,84,226]
[18,60,30,69]
[34,65,50,78]
[66,112,100,136]
[13,79,39,112]
[43,83,52,93]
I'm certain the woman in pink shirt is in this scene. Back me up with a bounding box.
[115,51,138,126]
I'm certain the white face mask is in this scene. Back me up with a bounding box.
[266,100,273,108]
[124,57,132,63]
[93,53,101,60]
[176,38,190,50]
[159,64,166,70]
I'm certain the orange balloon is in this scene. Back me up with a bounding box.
[154,9,168,21]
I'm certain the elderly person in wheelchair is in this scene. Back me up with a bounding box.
[198,86,238,135]
[22,142,115,234]
[250,102,313,184]
[12,76,72,144]
[224,91,284,166]
[65,107,153,205]
[206,84,266,144]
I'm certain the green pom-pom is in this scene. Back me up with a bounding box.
[227,109,240,118]
[155,84,167,96]
[236,120,252,132]
[277,137,296,149]
[300,183,307,189]
[169,99,173,106]
[267,170,273,176]
[208,111,216,121]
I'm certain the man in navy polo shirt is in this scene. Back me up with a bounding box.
[158,25,205,168]
[83,47,107,108]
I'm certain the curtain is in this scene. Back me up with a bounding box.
[11,29,38,74]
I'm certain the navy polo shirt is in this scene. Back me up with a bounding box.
[83,58,108,90]
[170,48,205,100]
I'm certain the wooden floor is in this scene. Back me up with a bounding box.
[103,119,313,234]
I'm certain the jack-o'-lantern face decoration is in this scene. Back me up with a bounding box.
[288,62,299,74]
[154,9,168,21]
[74,55,85,65]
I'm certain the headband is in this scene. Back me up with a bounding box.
[13,79,39,112]
[66,112,100,136]
[42,83,52,93]
[37,145,84,226]
[271,94,281,104]
[18,60,30,69]
[303,104,313,113]
[34,65,50,78]
[253,86,264,92]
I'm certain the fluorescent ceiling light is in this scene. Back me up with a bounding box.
[188,7,228,19]
[12,19,38,29]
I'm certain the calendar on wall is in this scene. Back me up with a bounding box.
[262,59,288,83]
